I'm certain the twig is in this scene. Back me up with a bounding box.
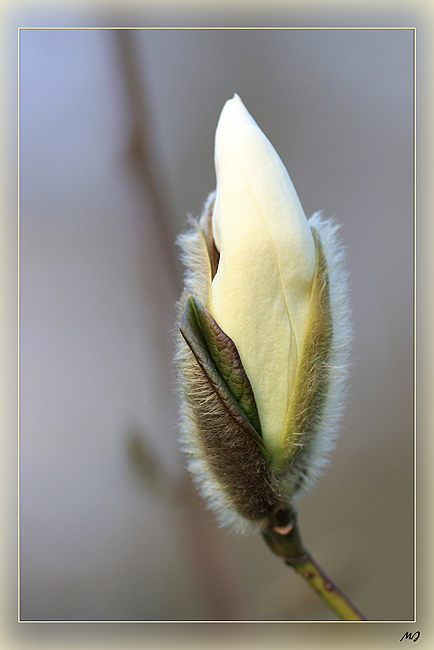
[288,553,366,621]
[262,504,367,621]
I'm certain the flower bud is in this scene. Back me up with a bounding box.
[175,96,351,533]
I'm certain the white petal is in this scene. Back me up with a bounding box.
[210,95,316,459]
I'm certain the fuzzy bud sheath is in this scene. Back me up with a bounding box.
[175,95,351,534]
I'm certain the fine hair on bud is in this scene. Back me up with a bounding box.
[175,195,351,534]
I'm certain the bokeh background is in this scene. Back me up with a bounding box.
[18,25,414,624]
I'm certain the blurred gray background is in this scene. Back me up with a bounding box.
[19,27,414,622]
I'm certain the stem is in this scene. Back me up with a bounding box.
[287,554,367,621]
[261,504,367,621]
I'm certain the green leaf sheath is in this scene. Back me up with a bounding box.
[193,298,262,435]
[180,295,266,456]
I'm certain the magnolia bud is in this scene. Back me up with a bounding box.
[175,96,351,533]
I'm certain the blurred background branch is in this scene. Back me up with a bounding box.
[115,29,248,620]
[115,29,182,293]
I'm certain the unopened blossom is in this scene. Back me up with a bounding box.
[175,95,351,533]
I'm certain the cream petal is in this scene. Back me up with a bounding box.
[210,95,316,458]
